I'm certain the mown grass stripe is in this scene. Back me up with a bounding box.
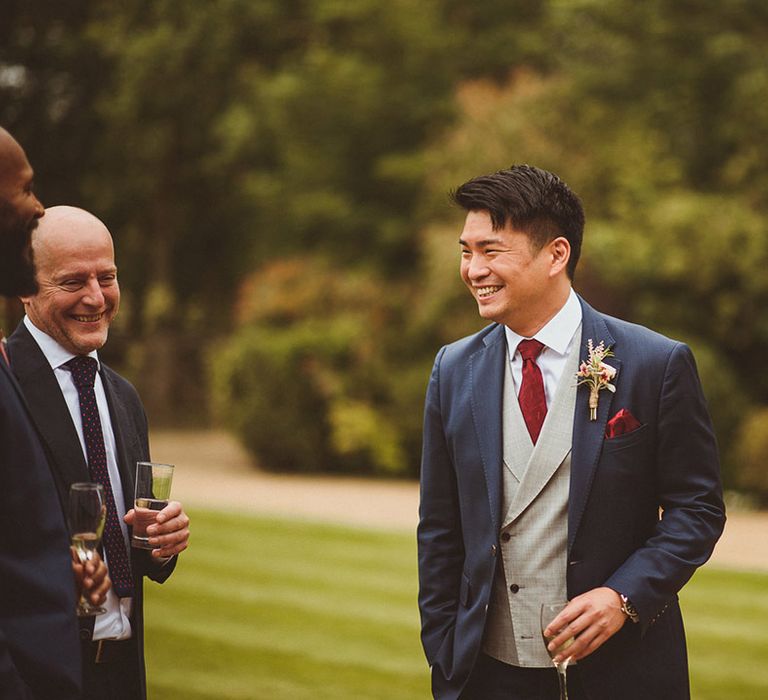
[144,508,768,700]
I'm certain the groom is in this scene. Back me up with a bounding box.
[417,165,725,700]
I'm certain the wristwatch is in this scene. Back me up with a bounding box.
[619,594,640,624]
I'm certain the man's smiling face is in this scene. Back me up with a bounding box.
[22,207,119,355]
[459,210,557,336]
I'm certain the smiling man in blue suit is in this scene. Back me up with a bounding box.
[417,165,725,700]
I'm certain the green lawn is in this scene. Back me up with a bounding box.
[144,509,768,699]
[683,568,768,699]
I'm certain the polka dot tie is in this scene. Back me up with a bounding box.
[66,356,134,598]
[517,339,547,444]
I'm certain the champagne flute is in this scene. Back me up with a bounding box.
[541,602,574,700]
[68,482,107,616]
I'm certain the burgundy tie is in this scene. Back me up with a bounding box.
[66,356,134,598]
[517,339,547,444]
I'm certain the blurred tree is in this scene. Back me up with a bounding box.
[4,0,768,488]
[211,256,430,475]
[79,0,467,418]
[417,1,768,486]
[549,0,768,195]
[734,407,768,505]
[0,0,105,204]
[0,0,109,329]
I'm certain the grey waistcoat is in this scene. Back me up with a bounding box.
[482,330,580,667]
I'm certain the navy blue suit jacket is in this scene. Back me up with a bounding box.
[417,297,725,700]
[8,321,177,700]
[0,354,81,699]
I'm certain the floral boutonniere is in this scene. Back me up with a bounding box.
[576,339,617,420]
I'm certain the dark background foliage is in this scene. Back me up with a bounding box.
[3,0,767,498]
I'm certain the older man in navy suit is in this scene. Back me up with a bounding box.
[417,165,725,700]
[8,205,190,700]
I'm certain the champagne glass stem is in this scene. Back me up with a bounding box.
[555,663,569,700]
[541,602,572,700]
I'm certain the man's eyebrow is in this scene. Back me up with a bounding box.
[459,237,505,248]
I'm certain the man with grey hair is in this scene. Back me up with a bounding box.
[8,205,191,700]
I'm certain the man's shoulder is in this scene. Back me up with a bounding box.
[0,358,22,402]
[584,300,683,357]
[6,318,37,359]
[583,305,706,388]
[602,313,678,348]
[439,323,503,363]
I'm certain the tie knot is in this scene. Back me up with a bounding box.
[65,355,98,390]
[518,338,545,362]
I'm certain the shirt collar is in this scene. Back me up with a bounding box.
[504,287,582,357]
[23,315,100,371]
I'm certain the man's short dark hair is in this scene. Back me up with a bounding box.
[451,164,585,279]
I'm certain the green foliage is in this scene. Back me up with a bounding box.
[210,322,339,473]
[4,0,466,414]
[416,5,768,486]
[210,256,431,475]
[732,408,768,505]
[584,194,766,481]
[144,508,768,699]
[3,1,768,488]
[0,1,106,205]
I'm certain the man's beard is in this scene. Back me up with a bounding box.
[0,199,38,297]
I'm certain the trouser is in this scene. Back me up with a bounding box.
[460,653,589,700]
[81,638,142,700]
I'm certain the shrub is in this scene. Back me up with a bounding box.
[733,407,768,505]
[210,256,432,476]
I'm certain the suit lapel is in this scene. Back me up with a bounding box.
[501,357,532,484]
[469,325,506,533]
[503,330,580,526]
[568,299,620,551]
[7,323,90,498]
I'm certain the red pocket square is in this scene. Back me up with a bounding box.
[605,408,641,439]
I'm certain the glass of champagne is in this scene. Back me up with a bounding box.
[541,602,574,700]
[68,482,107,617]
[132,461,174,549]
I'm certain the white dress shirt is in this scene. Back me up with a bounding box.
[24,316,133,640]
[504,288,583,404]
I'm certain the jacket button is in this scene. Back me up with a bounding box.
[79,628,92,641]
[509,584,520,594]
[490,544,497,556]
[501,532,511,542]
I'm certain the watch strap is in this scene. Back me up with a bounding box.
[620,593,640,623]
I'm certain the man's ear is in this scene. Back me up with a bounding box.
[549,237,571,276]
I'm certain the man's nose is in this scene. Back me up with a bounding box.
[466,255,489,280]
[83,281,105,306]
[32,194,44,218]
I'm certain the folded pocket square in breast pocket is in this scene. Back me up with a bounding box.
[605,408,642,439]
